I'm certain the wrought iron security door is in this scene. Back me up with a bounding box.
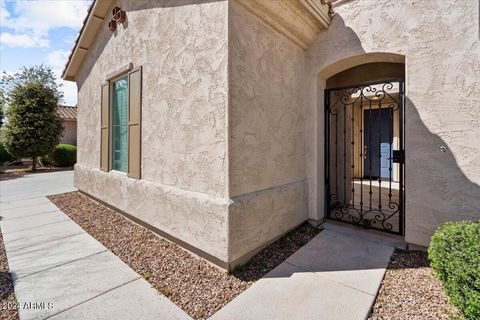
[325,79,405,235]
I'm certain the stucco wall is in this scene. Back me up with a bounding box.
[228,1,306,197]
[228,180,308,263]
[75,0,230,263]
[74,0,480,266]
[60,120,77,145]
[226,1,308,263]
[325,62,405,89]
[75,164,229,263]
[76,0,228,197]
[305,0,480,246]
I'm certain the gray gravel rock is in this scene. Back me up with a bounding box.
[369,249,463,320]
[48,191,320,319]
[0,229,19,320]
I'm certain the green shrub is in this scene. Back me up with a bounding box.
[0,142,16,165]
[40,144,76,167]
[428,221,480,319]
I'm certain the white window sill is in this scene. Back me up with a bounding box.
[109,169,127,176]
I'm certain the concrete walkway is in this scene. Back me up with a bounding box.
[1,171,404,320]
[212,223,404,320]
[0,171,190,320]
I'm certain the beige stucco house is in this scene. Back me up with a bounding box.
[62,0,480,269]
[56,105,77,145]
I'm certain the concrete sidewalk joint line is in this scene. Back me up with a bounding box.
[2,219,71,234]
[211,223,398,320]
[0,196,51,205]
[0,171,191,320]
[1,209,62,221]
[42,277,142,320]
[283,260,377,297]
[1,171,398,320]
[5,232,86,253]
[14,250,109,281]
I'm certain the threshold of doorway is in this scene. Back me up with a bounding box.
[318,219,407,249]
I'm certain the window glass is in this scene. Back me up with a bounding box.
[112,76,128,172]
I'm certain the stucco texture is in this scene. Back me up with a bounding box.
[75,0,311,266]
[305,0,480,246]
[226,1,309,263]
[228,1,306,197]
[75,164,229,262]
[228,180,308,263]
[60,120,77,145]
[74,0,480,267]
[76,0,228,197]
[75,0,231,263]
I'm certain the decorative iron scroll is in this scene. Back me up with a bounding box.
[325,80,404,235]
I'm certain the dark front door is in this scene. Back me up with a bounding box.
[363,108,392,179]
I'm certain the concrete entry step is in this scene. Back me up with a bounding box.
[211,223,403,320]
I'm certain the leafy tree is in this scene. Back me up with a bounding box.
[0,97,4,128]
[0,65,64,129]
[0,65,63,103]
[2,82,63,171]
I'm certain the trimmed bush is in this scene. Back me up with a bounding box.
[40,144,76,167]
[0,142,16,165]
[428,221,480,319]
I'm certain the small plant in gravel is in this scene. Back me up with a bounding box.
[154,283,172,298]
[428,220,480,320]
[142,273,151,281]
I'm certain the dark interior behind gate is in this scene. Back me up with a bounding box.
[324,79,405,235]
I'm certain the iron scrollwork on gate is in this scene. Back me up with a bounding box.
[325,79,405,235]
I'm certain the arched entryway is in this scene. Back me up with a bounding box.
[321,55,405,235]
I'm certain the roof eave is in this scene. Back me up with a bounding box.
[62,0,334,81]
[62,0,112,82]
[235,0,333,50]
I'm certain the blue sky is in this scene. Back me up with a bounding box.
[0,0,92,105]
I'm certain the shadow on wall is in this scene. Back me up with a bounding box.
[127,0,223,11]
[405,97,480,244]
[314,14,480,247]
[313,14,406,80]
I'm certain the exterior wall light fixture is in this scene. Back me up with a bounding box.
[108,7,126,32]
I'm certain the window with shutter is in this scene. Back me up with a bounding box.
[100,66,141,178]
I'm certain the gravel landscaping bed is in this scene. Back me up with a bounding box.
[48,191,320,319]
[369,249,462,320]
[0,229,19,320]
